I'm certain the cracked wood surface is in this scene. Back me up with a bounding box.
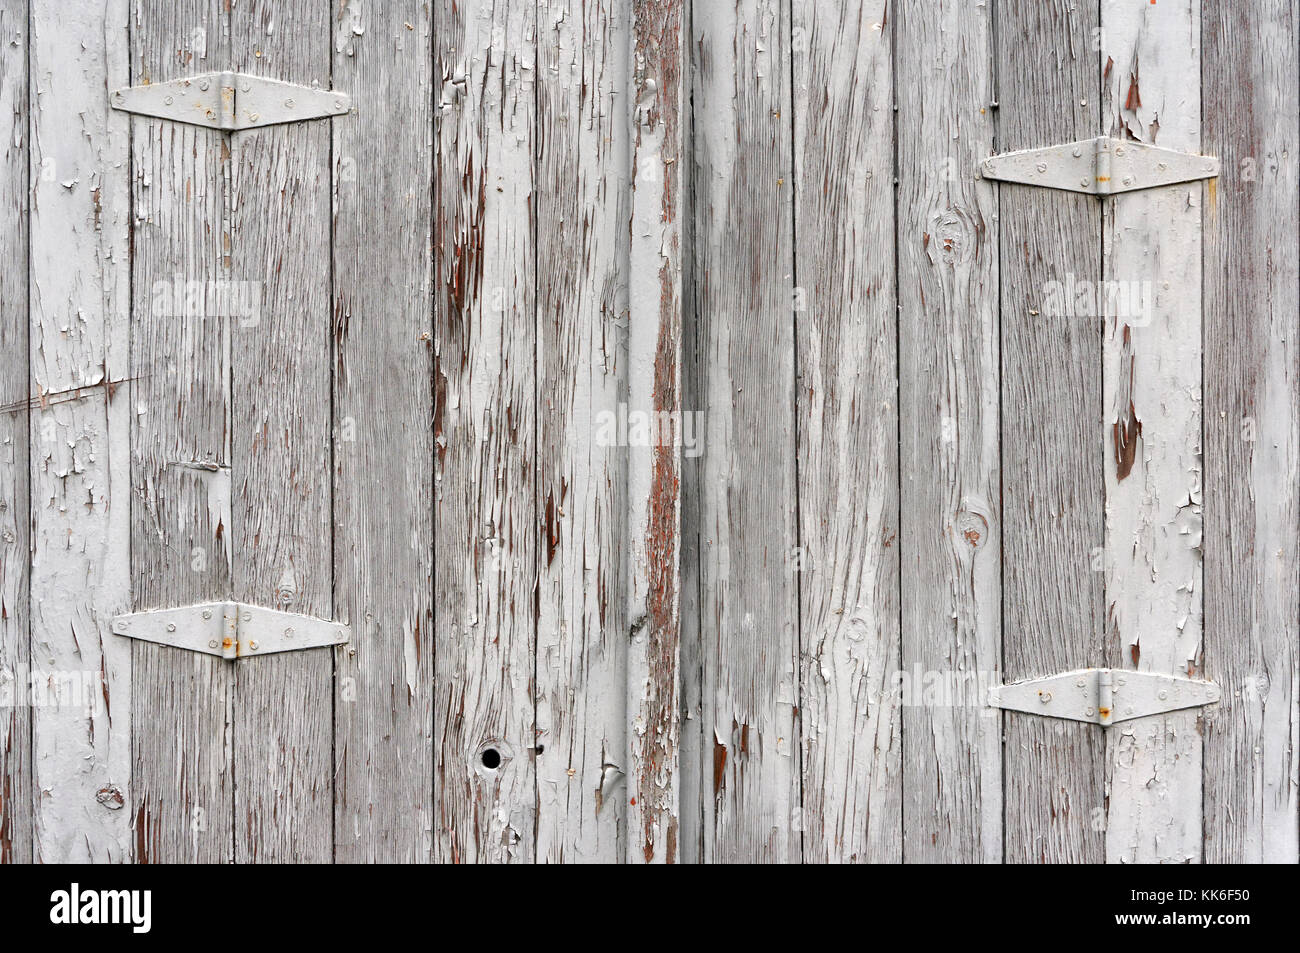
[331,0,435,864]
[129,0,234,864]
[1202,0,1300,864]
[897,0,1002,863]
[29,0,132,863]
[535,0,629,864]
[0,0,30,867]
[1101,0,1205,865]
[793,0,900,864]
[433,0,538,864]
[691,0,800,863]
[997,0,1105,864]
[0,0,1296,865]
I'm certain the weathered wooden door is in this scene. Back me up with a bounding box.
[1,0,1296,865]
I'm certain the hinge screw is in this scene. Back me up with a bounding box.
[242,612,252,622]
[249,641,259,651]
[285,99,295,108]
[249,113,260,122]
[1036,162,1047,173]
[167,623,177,632]
[208,640,218,649]
[164,95,173,105]
[202,610,212,620]
[1157,690,1168,700]
[284,627,295,639]
[1080,177,1090,188]
[199,79,209,91]
[1039,691,1052,704]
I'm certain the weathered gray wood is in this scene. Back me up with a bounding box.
[692,0,799,863]
[996,0,1105,863]
[1100,0,1205,864]
[535,0,629,864]
[897,0,1002,863]
[434,0,537,863]
[791,0,900,864]
[626,0,685,865]
[0,0,31,867]
[129,0,234,863]
[331,0,435,864]
[677,0,703,862]
[1202,0,1300,864]
[227,1,334,863]
[29,0,132,863]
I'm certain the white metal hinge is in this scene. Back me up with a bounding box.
[980,137,1219,195]
[988,668,1220,726]
[110,72,351,131]
[112,603,350,660]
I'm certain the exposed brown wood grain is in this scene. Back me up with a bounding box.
[627,0,685,865]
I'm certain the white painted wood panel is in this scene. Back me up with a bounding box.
[535,0,629,864]
[1101,0,1206,864]
[29,0,132,863]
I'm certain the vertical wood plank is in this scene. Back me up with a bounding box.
[535,0,629,864]
[434,0,538,863]
[692,0,799,863]
[1202,0,1300,864]
[227,0,334,864]
[1100,0,1206,864]
[130,0,234,866]
[996,0,1105,863]
[897,0,1002,863]
[29,0,132,863]
[0,0,31,866]
[331,0,435,864]
[791,0,900,864]
[677,0,703,862]
[626,0,685,865]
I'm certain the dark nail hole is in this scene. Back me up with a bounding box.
[481,748,502,770]
[535,744,545,755]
